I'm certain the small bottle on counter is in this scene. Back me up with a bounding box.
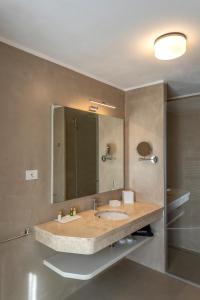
[73,208,77,216]
[57,210,62,222]
[70,208,73,216]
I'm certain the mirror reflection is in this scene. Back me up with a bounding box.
[52,106,124,203]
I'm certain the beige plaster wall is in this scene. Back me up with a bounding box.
[125,83,166,272]
[0,41,124,300]
[53,107,66,202]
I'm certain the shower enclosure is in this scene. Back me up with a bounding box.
[167,95,200,285]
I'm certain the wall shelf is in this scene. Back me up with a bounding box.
[167,190,190,213]
[43,236,153,280]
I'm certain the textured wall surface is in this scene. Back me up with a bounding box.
[0,41,124,300]
[125,83,166,272]
[53,107,66,202]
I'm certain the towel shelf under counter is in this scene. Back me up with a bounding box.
[43,235,153,280]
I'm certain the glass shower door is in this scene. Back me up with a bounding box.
[167,96,200,285]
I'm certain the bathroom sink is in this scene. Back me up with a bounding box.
[35,202,163,254]
[95,210,129,220]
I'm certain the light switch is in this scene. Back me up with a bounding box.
[25,169,38,181]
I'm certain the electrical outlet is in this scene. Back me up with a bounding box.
[25,170,38,181]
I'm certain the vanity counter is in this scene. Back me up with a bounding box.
[35,201,163,254]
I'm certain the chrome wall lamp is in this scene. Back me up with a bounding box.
[102,144,113,162]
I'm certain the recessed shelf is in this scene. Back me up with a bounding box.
[44,236,153,280]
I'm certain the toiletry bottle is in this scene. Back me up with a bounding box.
[70,208,73,216]
[73,208,76,216]
[58,210,62,222]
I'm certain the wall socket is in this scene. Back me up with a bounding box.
[25,169,38,181]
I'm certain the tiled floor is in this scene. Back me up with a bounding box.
[168,246,200,286]
[66,258,200,300]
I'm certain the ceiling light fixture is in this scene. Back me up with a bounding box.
[89,99,116,109]
[154,32,187,60]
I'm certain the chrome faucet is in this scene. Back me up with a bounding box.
[93,198,105,212]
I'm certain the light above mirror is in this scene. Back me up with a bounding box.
[90,99,116,109]
[154,32,187,60]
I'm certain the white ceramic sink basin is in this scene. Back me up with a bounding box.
[95,210,129,220]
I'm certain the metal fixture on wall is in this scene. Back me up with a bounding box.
[102,144,113,162]
[139,155,158,164]
[89,105,98,112]
[90,99,116,109]
[0,227,31,244]
[136,141,158,164]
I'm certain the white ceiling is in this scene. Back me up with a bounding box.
[0,0,200,97]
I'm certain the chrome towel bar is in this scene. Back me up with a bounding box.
[0,227,31,244]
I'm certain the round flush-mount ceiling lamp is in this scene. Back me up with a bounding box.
[154,32,187,60]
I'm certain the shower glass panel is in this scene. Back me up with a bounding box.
[167,96,200,285]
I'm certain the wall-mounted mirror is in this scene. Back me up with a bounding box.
[137,141,152,157]
[51,105,124,203]
[136,141,158,164]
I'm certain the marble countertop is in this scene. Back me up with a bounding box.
[34,201,163,254]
